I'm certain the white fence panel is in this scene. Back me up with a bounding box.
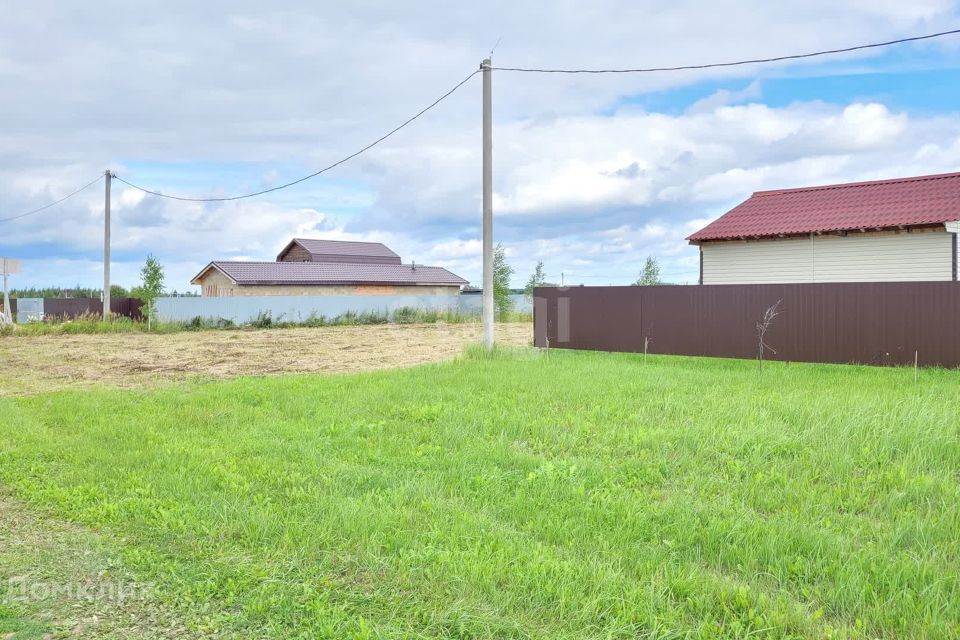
[155,294,531,324]
[15,298,43,323]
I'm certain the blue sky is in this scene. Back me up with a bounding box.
[2,1,960,290]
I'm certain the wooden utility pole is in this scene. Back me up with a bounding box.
[103,170,112,321]
[481,57,494,350]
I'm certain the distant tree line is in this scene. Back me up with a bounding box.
[10,285,129,299]
[12,285,198,299]
[11,255,196,300]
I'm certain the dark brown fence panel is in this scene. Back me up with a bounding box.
[43,297,143,320]
[533,283,960,368]
[112,297,144,320]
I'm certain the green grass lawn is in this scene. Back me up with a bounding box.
[1,348,958,638]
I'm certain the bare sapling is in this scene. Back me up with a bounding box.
[756,300,782,372]
[642,320,654,365]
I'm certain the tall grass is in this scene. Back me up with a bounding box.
[1,351,957,638]
[0,308,532,337]
[6,312,159,336]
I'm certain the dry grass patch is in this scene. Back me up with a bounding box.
[0,322,531,395]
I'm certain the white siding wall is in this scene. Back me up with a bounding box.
[701,231,955,284]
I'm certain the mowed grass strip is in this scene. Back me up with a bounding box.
[0,349,958,639]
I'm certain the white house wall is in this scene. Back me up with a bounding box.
[701,230,955,284]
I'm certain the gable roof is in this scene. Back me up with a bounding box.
[277,238,402,264]
[192,261,468,287]
[687,171,960,243]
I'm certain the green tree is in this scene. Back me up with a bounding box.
[524,261,547,299]
[493,243,514,319]
[633,256,662,286]
[132,254,166,312]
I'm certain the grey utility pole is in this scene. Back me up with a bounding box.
[103,169,112,321]
[2,261,10,324]
[481,58,494,350]
[1,258,20,324]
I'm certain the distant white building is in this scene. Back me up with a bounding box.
[687,172,960,284]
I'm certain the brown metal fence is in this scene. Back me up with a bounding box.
[42,297,144,320]
[533,283,960,368]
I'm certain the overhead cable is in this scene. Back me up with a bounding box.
[492,28,960,73]
[0,174,104,223]
[116,70,480,202]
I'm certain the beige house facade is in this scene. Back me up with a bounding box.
[688,173,960,285]
[699,227,956,285]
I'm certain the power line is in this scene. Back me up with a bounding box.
[492,28,960,73]
[115,69,480,202]
[6,29,959,218]
[0,174,104,223]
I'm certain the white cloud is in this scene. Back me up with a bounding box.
[688,80,763,113]
[431,239,482,259]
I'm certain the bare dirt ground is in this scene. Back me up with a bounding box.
[0,322,531,396]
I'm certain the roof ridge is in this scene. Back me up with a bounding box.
[754,170,960,197]
[294,237,388,245]
[212,260,277,264]
[212,259,445,268]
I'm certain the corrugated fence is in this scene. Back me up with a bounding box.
[155,293,532,324]
[45,297,143,320]
[8,297,143,322]
[533,283,960,368]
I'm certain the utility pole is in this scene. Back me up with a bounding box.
[2,260,10,324]
[103,169,112,321]
[1,258,20,325]
[481,57,494,350]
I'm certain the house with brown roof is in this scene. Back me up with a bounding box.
[687,171,960,284]
[191,238,468,297]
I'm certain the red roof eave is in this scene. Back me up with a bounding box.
[687,171,960,243]
[688,222,949,244]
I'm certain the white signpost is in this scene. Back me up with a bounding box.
[1,257,21,324]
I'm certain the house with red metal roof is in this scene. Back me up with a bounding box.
[687,171,960,284]
[191,238,468,297]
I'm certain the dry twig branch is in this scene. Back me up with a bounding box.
[757,300,782,371]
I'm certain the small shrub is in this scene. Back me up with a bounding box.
[178,316,235,331]
[392,306,418,324]
[359,310,389,325]
[303,312,329,327]
[250,311,273,329]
